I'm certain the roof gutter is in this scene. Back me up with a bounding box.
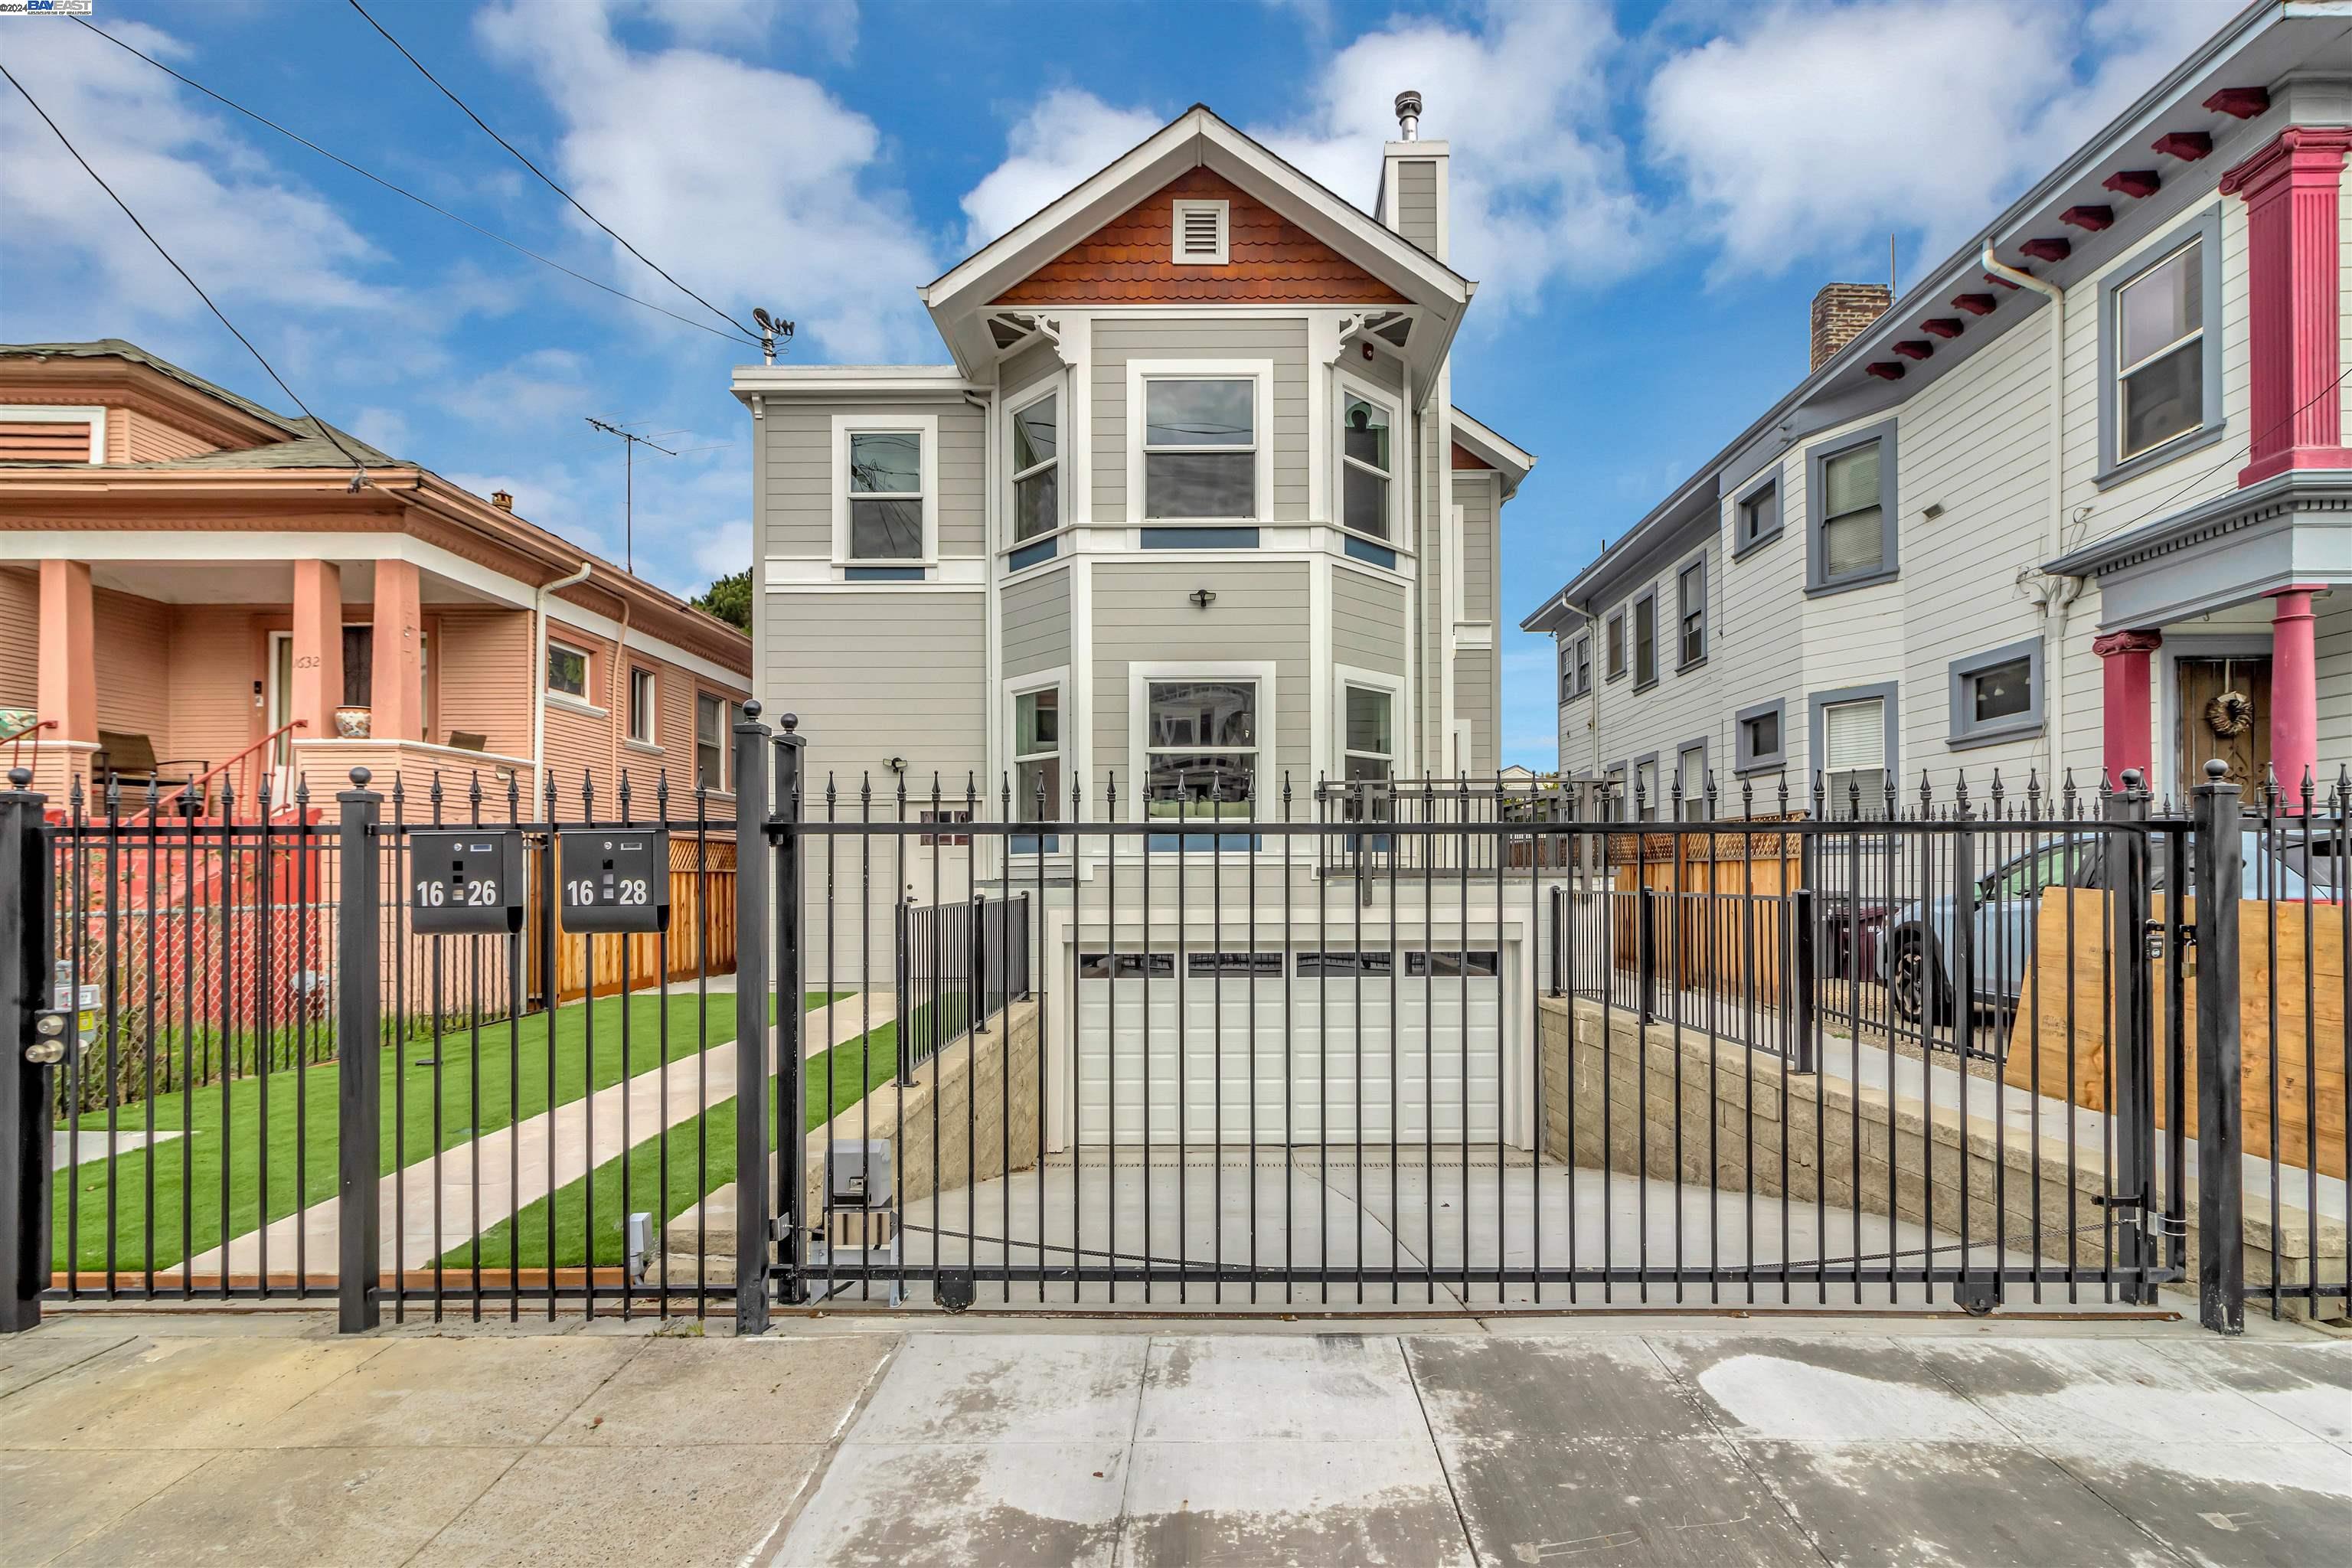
[1982,240,2081,788]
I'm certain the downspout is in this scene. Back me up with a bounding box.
[1982,241,2080,786]
[609,588,634,804]
[535,560,593,803]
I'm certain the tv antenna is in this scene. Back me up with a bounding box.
[584,416,678,574]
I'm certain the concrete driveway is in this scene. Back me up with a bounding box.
[2,1309,2345,1566]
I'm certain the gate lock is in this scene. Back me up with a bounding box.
[25,1009,77,1066]
[2144,920,2194,975]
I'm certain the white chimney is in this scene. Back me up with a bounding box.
[1377,91,1448,262]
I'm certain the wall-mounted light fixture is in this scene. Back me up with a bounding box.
[1922,502,1945,521]
[1189,588,1217,610]
[885,756,908,775]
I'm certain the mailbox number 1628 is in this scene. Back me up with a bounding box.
[567,878,649,906]
[416,879,501,907]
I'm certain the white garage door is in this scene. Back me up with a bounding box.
[1075,950,1501,1145]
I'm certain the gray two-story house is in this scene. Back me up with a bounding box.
[735,100,1536,1147]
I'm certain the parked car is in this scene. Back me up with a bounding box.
[1879,828,2342,1028]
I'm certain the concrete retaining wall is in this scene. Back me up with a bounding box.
[1537,995,2345,1316]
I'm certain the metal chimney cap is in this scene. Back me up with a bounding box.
[1394,90,1423,139]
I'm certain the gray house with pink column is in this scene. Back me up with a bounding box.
[1527,2,2348,812]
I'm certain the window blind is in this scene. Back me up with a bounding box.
[1824,698,1884,771]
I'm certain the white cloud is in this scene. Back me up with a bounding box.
[959,89,1166,251]
[956,2,1647,318]
[0,18,390,335]
[475,0,939,363]
[1645,0,2239,279]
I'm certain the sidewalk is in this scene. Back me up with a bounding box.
[4,1309,2344,1566]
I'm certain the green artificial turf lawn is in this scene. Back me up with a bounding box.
[452,1020,906,1269]
[52,989,845,1272]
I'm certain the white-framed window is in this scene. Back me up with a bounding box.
[547,639,590,701]
[1128,662,1271,823]
[1008,384,1060,550]
[1335,666,1402,785]
[1822,695,1889,810]
[694,692,727,789]
[1337,381,1397,541]
[831,413,938,567]
[1171,198,1230,266]
[1676,556,1707,668]
[1010,678,1063,825]
[1125,360,1272,524]
[2114,235,2205,462]
[627,666,656,745]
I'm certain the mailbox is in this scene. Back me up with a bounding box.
[407,829,525,935]
[557,828,671,934]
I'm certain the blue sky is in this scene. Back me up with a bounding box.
[1,0,2235,766]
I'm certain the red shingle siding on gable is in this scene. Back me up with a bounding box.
[1450,442,1494,470]
[994,168,1408,305]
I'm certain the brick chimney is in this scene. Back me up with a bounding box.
[1809,283,1893,371]
[491,488,514,512]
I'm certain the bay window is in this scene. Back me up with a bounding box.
[1011,684,1061,850]
[1010,389,1059,566]
[1144,678,1256,811]
[1144,378,1256,519]
[1340,392,1394,540]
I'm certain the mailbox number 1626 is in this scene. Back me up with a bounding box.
[416,878,501,907]
[567,878,649,906]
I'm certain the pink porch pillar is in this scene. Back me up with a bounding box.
[2220,127,2352,486]
[2267,585,2321,806]
[2091,629,2161,787]
[38,558,96,746]
[370,558,424,742]
[289,559,342,741]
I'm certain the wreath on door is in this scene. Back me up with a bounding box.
[2203,659,2256,738]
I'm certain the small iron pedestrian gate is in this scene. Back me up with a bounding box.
[2,726,2344,1335]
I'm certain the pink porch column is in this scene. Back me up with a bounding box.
[2220,127,2352,486]
[2092,629,2161,787]
[2266,585,2321,806]
[37,558,96,747]
[371,558,424,742]
[289,559,342,741]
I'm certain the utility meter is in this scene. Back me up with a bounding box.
[557,828,671,934]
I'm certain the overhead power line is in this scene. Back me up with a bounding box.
[70,16,757,348]
[0,60,371,485]
[346,0,758,343]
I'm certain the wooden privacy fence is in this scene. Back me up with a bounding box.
[524,835,739,1004]
[1608,829,1805,1010]
[2004,889,2347,1181]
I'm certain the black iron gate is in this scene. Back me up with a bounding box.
[4,726,2344,1334]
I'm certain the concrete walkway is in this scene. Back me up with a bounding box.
[179,994,890,1279]
[3,1311,2344,1566]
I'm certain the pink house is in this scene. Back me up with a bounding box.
[1,341,751,819]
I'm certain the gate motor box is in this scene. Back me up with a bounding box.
[407,829,525,935]
[557,828,671,933]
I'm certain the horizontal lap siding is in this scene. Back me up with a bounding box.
[94,587,175,755]
[763,590,985,793]
[0,567,34,710]
[1332,566,1406,676]
[434,609,533,766]
[1457,474,1495,624]
[1090,560,1310,802]
[164,606,256,782]
[119,407,214,463]
[2318,597,2350,760]
[1092,316,1308,524]
[1454,648,1495,776]
[1001,340,1060,394]
[1394,161,1439,256]
[1001,566,1071,680]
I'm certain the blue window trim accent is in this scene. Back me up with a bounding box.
[1140,527,1259,550]
[1343,535,1398,570]
[1145,830,1260,853]
[844,566,925,582]
[1008,538,1057,572]
[1009,833,1062,854]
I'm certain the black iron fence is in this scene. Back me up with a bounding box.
[895,893,1032,1082]
[3,730,2343,1335]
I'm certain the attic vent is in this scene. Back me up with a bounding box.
[0,420,96,462]
[1172,199,1230,266]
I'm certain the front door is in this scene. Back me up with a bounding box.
[2174,655,2271,791]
